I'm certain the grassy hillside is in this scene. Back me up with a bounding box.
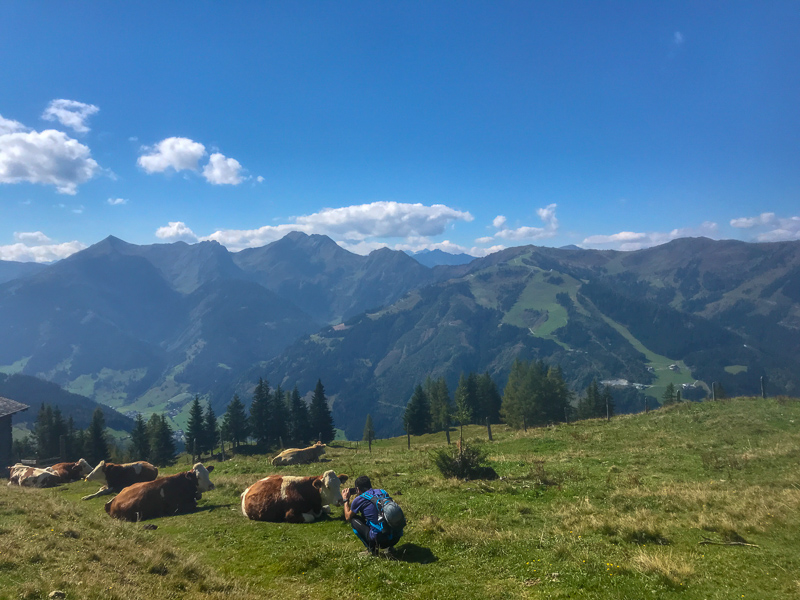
[1,397,799,600]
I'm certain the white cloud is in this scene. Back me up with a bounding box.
[673,31,684,46]
[138,137,207,174]
[0,237,86,263]
[202,152,243,185]
[0,129,100,194]
[730,213,800,242]
[107,197,128,205]
[41,99,99,134]
[155,221,199,243]
[256,175,265,183]
[582,221,719,251]
[201,202,474,252]
[14,231,52,245]
[754,217,800,242]
[0,114,28,135]
[489,203,559,241]
[72,205,84,214]
[730,212,776,228]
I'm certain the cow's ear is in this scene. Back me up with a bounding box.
[313,479,323,490]
[338,474,349,484]
[207,465,214,473]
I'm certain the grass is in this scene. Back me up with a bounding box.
[2,396,800,599]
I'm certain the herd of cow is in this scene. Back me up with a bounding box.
[7,442,350,524]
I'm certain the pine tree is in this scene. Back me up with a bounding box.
[662,383,677,406]
[86,408,110,464]
[269,385,289,447]
[309,379,336,443]
[455,372,480,425]
[129,413,151,461]
[185,395,205,459]
[601,385,615,419]
[147,413,176,467]
[203,403,218,456]
[477,372,502,424]
[287,385,311,446]
[577,379,602,419]
[426,377,451,433]
[222,394,249,448]
[362,413,375,449]
[51,406,67,458]
[249,378,270,448]
[34,403,53,458]
[501,359,538,428]
[404,384,431,435]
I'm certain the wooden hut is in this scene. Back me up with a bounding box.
[0,396,29,474]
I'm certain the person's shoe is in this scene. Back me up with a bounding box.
[380,547,398,560]
[358,550,374,557]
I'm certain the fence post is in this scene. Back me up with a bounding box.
[368,436,372,452]
[445,428,451,445]
[486,417,493,441]
[407,432,411,450]
[645,397,649,414]
[760,376,765,399]
[606,396,610,421]
[220,432,225,462]
[279,436,284,450]
[564,407,569,424]
[523,416,527,432]
[712,382,717,402]
[192,439,197,464]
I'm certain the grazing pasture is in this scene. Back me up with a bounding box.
[1,397,799,599]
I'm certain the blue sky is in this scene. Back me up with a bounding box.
[1,2,799,262]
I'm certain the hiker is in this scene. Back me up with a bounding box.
[342,475,404,557]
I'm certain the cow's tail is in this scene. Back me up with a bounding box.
[270,458,280,466]
[104,499,112,515]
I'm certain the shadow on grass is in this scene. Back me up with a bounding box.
[392,543,438,564]
[194,502,235,513]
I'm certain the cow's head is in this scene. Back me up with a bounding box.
[191,463,215,493]
[313,443,327,456]
[76,458,93,477]
[84,460,106,484]
[313,470,348,507]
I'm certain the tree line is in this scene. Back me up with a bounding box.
[218,378,336,451]
[403,359,619,435]
[13,404,178,467]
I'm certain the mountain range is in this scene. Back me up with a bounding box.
[1,233,798,438]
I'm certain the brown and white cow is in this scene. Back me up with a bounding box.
[241,470,348,523]
[49,458,93,483]
[104,463,215,522]
[7,464,60,488]
[270,442,327,466]
[81,460,158,500]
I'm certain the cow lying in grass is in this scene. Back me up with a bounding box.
[8,464,60,488]
[8,458,94,488]
[105,463,215,522]
[82,460,158,500]
[241,470,348,523]
[49,458,93,483]
[271,442,327,466]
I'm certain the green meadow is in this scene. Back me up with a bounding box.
[1,396,799,599]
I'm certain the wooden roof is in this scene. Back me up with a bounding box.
[0,396,29,419]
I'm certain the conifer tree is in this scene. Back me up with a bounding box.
[601,385,615,419]
[86,408,110,464]
[147,413,176,467]
[309,379,336,443]
[363,413,375,448]
[454,373,476,426]
[404,384,431,435]
[287,385,311,446]
[203,403,218,455]
[477,372,502,424]
[34,404,53,458]
[185,395,205,458]
[426,377,451,433]
[269,385,289,447]
[662,383,677,406]
[51,406,67,458]
[577,379,602,419]
[129,413,151,462]
[249,378,270,448]
[222,394,249,448]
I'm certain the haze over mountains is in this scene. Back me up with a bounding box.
[1,233,798,438]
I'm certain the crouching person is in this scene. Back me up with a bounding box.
[343,475,405,557]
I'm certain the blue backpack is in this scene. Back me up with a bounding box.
[362,490,407,536]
